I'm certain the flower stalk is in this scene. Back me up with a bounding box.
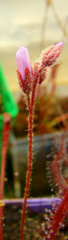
[16,42,63,240]
[0,114,11,240]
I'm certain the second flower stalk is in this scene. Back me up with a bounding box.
[16,42,63,240]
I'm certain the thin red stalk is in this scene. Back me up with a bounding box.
[46,131,68,240]
[27,94,31,110]
[20,78,38,239]
[0,121,10,240]
[54,131,67,195]
[48,191,68,240]
[31,80,37,107]
[20,101,33,240]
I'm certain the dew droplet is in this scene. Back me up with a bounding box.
[47,234,50,239]
[3,223,5,227]
[41,222,45,231]
[47,223,51,230]
[51,188,53,192]
[61,223,65,229]
[45,230,48,235]
[45,208,48,213]
[50,229,53,234]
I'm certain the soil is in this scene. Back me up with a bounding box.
[3,204,68,240]
[3,204,41,240]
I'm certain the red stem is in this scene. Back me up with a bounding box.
[48,191,68,240]
[0,121,10,240]
[20,78,38,240]
[20,104,33,240]
[54,131,67,195]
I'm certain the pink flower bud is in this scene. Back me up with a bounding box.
[42,42,63,67]
[32,42,63,86]
[16,46,32,81]
[16,47,32,94]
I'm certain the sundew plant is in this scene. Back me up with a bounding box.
[40,130,68,239]
[16,42,63,240]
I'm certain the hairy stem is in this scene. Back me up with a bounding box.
[0,120,10,240]
[20,77,38,239]
[20,102,33,240]
[48,191,68,240]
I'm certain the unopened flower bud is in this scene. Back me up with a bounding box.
[41,42,63,67]
[16,47,32,94]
